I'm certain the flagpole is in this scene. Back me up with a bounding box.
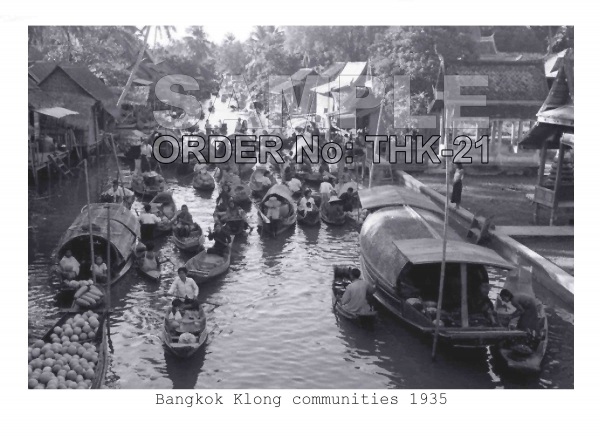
[432,54,450,360]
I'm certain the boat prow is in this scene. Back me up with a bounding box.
[185,241,232,284]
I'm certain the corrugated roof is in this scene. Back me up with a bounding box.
[313,61,368,94]
[537,104,574,126]
[291,68,317,81]
[320,62,346,80]
[29,61,60,83]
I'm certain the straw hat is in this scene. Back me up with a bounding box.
[328,195,343,204]
[265,196,281,208]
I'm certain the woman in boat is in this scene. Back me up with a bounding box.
[59,250,80,280]
[499,289,542,334]
[451,162,464,209]
[91,256,108,283]
[207,223,232,257]
[216,184,232,207]
[298,189,317,218]
[172,205,201,238]
[264,196,282,229]
[338,268,375,315]
[139,204,162,242]
[140,242,160,273]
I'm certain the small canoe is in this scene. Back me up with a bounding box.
[230,183,252,204]
[131,172,166,198]
[173,232,206,254]
[161,310,208,358]
[298,209,321,226]
[135,252,161,282]
[192,173,216,191]
[185,241,233,284]
[332,266,376,327]
[149,192,177,237]
[30,310,109,389]
[320,205,346,226]
[224,218,248,236]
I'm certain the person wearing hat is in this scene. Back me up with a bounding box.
[326,195,345,219]
[264,195,282,230]
[169,267,199,301]
[172,205,200,238]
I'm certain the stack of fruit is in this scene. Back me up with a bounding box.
[28,311,102,389]
[74,284,104,308]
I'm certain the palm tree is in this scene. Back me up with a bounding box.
[116,26,176,108]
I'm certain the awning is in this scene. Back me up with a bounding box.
[393,238,514,270]
[35,107,79,119]
[519,122,569,150]
[561,133,574,148]
[359,185,443,214]
[537,104,574,126]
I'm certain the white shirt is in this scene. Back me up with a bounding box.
[298,197,315,212]
[319,182,334,195]
[168,277,199,299]
[105,186,125,198]
[139,212,161,225]
[287,178,302,192]
[60,256,80,275]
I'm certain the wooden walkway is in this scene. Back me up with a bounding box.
[495,226,574,238]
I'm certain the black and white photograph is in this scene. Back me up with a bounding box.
[24,22,576,392]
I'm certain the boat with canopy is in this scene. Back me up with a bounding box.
[358,185,530,348]
[257,184,297,236]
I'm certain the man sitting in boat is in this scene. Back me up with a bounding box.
[499,289,542,335]
[298,189,316,216]
[59,250,80,280]
[103,180,134,205]
[91,255,108,283]
[324,196,345,219]
[222,200,249,230]
[467,283,498,326]
[339,268,375,315]
[264,196,282,229]
[207,223,232,257]
[140,242,161,272]
[172,205,201,238]
[169,267,199,301]
[339,187,356,212]
[139,204,162,242]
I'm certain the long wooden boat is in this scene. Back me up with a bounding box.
[298,209,321,226]
[192,172,216,191]
[29,310,109,389]
[257,184,297,236]
[495,267,549,373]
[149,192,177,237]
[185,240,233,284]
[332,266,377,327]
[161,309,208,358]
[320,200,347,226]
[131,171,166,198]
[358,185,529,348]
[52,203,139,299]
[173,231,206,254]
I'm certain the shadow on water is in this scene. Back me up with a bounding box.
[163,347,208,389]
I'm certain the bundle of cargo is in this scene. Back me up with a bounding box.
[73,283,104,309]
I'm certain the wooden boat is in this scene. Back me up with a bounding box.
[249,166,275,197]
[192,172,216,191]
[30,310,109,389]
[320,198,347,226]
[224,218,249,236]
[358,185,529,348]
[332,266,377,326]
[149,192,177,237]
[185,240,233,284]
[161,308,208,358]
[298,209,321,226]
[257,184,297,236]
[135,250,161,281]
[229,181,252,204]
[52,203,139,299]
[173,231,206,254]
[131,171,166,198]
[495,267,549,373]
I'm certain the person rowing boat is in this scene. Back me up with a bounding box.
[171,205,201,238]
[206,223,232,257]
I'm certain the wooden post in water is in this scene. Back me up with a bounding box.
[460,263,468,328]
[109,135,121,184]
[105,204,112,310]
[84,159,96,283]
[432,99,450,360]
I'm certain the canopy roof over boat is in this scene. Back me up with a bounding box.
[393,239,514,270]
[57,203,139,259]
[358,185,443,214]
[261,184,294,206]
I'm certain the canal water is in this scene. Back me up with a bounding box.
[28,99,573,389]
[28,163,574,389]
